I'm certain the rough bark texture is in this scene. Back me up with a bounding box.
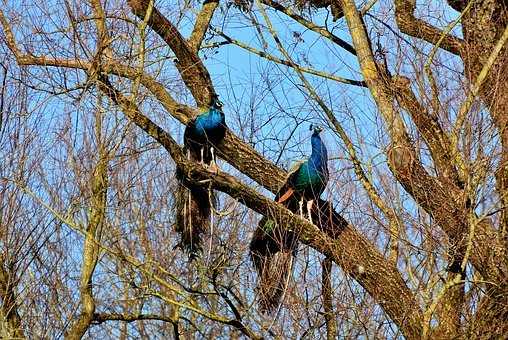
[460,3,508,336]
[1,0,507,337]
[128,0,216,107]
[0,263,24,339]
[65,141,108,340]
[321,257,337,340]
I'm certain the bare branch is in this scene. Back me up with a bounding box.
[188,0,219,52]
[215,30,366,87]
[394,0,463,55]
[321,257,336,340]
[261,0,357,56]
[127,0,216,106]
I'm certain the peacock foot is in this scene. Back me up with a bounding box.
[207,147,219,173]
[207,161,219,174]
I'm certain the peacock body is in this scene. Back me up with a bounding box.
[250,125,328,312]
[281,126,329,205]
[184,101,226,166]
[175,97,226,258]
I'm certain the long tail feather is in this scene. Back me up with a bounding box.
[249,216,298,312]
[175,182,211,258]
[175,145,212,259]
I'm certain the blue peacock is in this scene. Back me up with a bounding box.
[250,124,329,311]
[175,96,226,258]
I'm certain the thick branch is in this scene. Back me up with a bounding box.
[65,131,108,339]
[127,0,215,106]
[391,75,462,186]
[99,75,423,338]
[2,11,422,336]
[257,0,401,263]
[340,0,507,288]
[188,0,219,52]
[0,263,24,339]
[394,0,463,55]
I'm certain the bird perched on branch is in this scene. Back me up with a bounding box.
[175,96,226,258]
[250,124,328,312]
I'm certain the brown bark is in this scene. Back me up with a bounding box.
[128,0,216,107]
[0,263,24,339]
[97,75,423,339]
[391,76,463,187]
[65,130,108,340]
[321,257,337,340]
[188,0,219,53]
[388,0,508,334]
[461,0,508,244]
[1,0,507,337]
[394,0,464,55]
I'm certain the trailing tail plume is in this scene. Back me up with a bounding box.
[249,125,329,311]
[175,96,226,258]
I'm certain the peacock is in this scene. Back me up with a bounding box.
[175,96,226,258]
[250,124,329,312]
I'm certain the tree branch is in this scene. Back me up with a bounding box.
[0,263,24,339]
[321,257,336,340]
[98,72,423,339]
[391,75,463,186]
[65,107,109,339]
[127,0,215,106]
[188,0,219,53]
[215,30,366,87]
[2,9,423,336]
[340,0,507,290]
[394,0,463,55]
[261,0,357,56]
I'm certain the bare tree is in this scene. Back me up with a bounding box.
[0,0,506,338]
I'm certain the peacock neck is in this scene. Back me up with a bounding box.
[309,134,327,169]
[197,106,223,125]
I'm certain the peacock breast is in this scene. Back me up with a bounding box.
[294,162,326,192]
[195,110,224,133]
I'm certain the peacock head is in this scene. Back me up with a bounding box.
[309,124,323,136]
[210,95,223,109]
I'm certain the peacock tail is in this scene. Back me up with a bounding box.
[175,180,213,258]
[249,216,298,312]
[249,124,328,312]
[175,97,225,259]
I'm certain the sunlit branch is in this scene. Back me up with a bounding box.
[215,30,366,87]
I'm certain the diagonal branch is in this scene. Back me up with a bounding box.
[340,0,507,296]
[2,10,422,336]
[391,75,463,186]
[261,0,357,56]
[99,73,424,339]
[394,0,463,55]
[127,0,215,106]
[188,0,219,52]
[215,30,366,87]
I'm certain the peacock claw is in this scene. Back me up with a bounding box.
[207,161,219,174]
[207,147,219,173]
